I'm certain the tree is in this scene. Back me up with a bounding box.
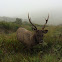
[15,18,22,25]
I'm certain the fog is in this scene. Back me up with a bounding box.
[0,0,62,25]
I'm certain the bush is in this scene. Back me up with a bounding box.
[0,21,20,33]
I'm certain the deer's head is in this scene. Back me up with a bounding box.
[28,13,49,44]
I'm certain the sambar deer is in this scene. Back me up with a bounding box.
[17,14,49,47]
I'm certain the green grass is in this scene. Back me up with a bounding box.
[0,21,62,62]
[42,54,59,62]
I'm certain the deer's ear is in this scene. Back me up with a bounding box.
[43,30,48,33]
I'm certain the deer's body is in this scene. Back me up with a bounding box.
[17,28,36,47]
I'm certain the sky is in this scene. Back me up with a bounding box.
[0,0,62,25]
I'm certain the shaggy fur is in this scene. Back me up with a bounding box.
[17,27,48,47]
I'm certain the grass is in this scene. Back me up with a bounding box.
[0,21,62,62]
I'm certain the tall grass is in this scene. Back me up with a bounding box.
[0,21,62,62]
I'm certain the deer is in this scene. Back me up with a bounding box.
[17,14,49,48]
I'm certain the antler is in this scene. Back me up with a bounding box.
[42,14,49,30]
[28,13,37,30]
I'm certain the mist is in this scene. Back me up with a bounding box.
[0,0,62,25]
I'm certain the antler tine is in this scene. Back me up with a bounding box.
[42,14,49,30]
[28,13,37,30]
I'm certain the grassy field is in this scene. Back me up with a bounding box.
[0,21,62,62]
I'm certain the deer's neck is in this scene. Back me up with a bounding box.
[31,33,38,45]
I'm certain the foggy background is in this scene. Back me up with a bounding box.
[0,0,62,25]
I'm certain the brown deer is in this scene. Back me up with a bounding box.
[17,14,49,48]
